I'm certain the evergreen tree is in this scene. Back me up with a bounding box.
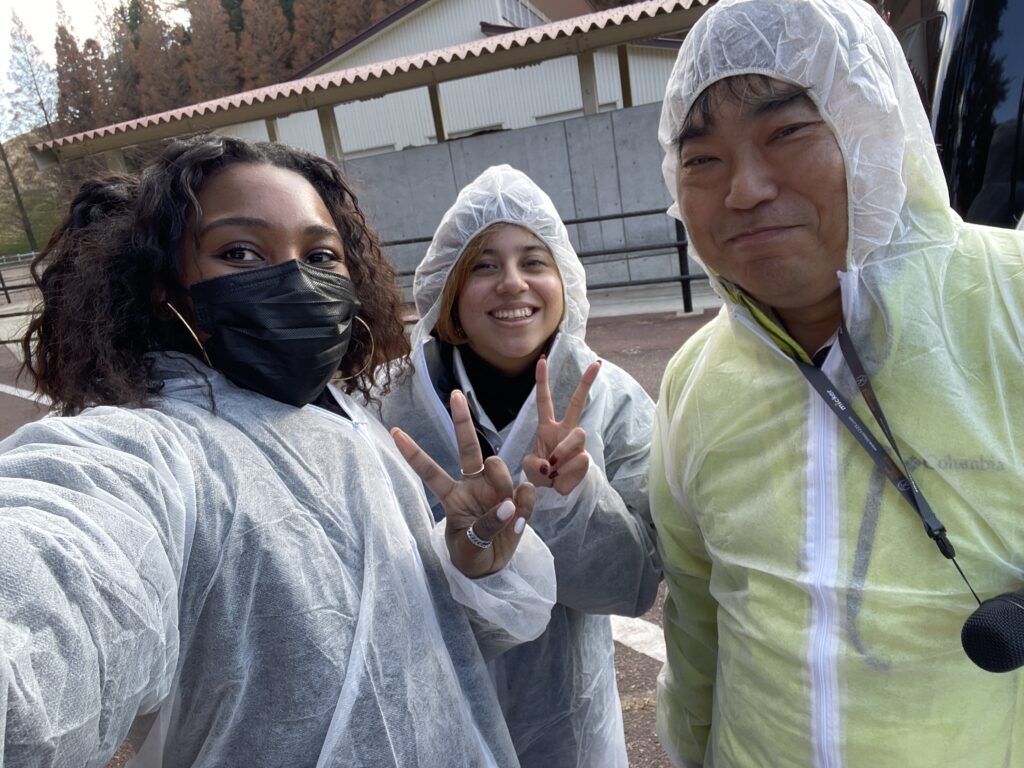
[164,21,192,108]
[185,0,241,100]
[4,15,65,242]
[104,1,144,122]
[5,13,59,140]
[54,6,97,133]
[278,0,295,32]
[238,0,292,90]
[221,0,244,37]
[289,0,338,72]
[134,0,189,113]
[81,39,111,125]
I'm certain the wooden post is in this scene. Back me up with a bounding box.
[317,105,344,160]
[428,83,448,143]
[104,148,128,173]
[577,50,599,115]
[617,45,633,109]
[265,117,280,143]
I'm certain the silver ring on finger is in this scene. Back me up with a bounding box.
[460,464,486,478]
[465,524,492,549]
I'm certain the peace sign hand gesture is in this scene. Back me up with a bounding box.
[522,355,601,496]
[391,390,536,578]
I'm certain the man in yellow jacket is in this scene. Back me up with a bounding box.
[651,0,1024,766]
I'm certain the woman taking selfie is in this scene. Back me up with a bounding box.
[0,136,554,767]
[381,165,661,767]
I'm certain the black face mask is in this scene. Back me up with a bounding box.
[189,260,361,407]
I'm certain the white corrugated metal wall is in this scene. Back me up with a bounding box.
[219,0,679,157]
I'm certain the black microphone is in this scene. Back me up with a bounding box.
[961,591,1024,672]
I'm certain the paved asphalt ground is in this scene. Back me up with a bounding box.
[0,274,720,767]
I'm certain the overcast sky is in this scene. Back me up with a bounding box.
[1,2,105,87]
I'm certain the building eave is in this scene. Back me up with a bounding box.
[32,0,710,168]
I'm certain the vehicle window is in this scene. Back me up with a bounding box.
[948,3,1024,226]
[897,13,947,114]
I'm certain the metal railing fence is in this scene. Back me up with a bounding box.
[386,207,706,312]
[0,208,706,345]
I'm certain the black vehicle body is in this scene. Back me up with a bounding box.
[891,0,1023,228]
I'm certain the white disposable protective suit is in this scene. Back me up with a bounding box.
[380,165,662,767]
[651,1,1024,766]
[0,352,556,767]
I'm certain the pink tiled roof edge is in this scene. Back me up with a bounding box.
[37,0,701,152]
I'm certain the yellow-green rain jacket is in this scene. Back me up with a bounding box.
[651,0,1024,766]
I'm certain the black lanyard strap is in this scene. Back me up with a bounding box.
[795,332,950,555]
[794,322,978,603]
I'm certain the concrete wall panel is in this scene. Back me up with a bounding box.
[345,141,459,276]
[564,112,626,256]
[609,103,693,278]
[446,121,573,208]
[315,102,685,291]
[447,120,581,253]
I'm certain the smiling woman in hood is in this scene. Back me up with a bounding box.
[381,164,662,766]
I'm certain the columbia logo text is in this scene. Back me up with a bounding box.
[904,455,1006,472]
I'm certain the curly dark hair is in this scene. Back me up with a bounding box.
[22,134,409,415]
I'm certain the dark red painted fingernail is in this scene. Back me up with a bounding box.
[539,465,549,476]
[548,470,559,480]
[548,455,558,466]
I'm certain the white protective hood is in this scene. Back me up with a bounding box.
[657,0,960,338]
[411,164,590,344]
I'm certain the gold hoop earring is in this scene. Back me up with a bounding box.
[163,301,213,368]
[339,315,375,381]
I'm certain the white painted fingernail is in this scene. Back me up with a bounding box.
[497,500,515,521]
[514,517,526,534]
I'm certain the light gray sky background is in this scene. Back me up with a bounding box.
[2,1,187,90]
[2,1,188,138]
[1,1,104,86]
